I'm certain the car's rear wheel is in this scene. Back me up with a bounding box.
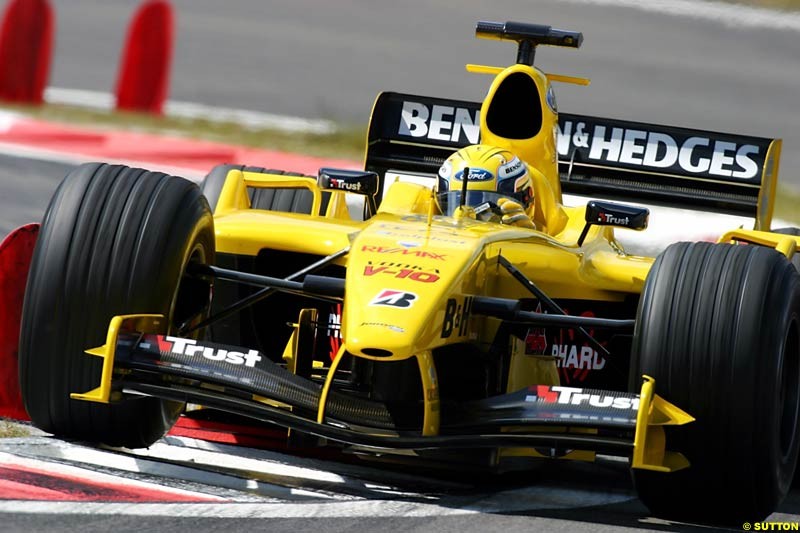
[19,163,215,448]
[200,163,313,213]
[630,241,800,524]
[200,164,324,351]
[774,227,800,271]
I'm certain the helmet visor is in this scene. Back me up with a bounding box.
[436,191,521,220]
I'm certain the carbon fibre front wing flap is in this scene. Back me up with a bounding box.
[74,315,694,471]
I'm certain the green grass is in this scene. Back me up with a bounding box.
[0,420,29,438]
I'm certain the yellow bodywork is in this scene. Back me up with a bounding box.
[72,314,166,403]
[466,63,591,86]
[77,309,694,472]
[718,228,799,263]
[756,138,782,231]
[175,165,687,470]
[73,47,792,475]
[480,64,563,203]
[632,376,694,472]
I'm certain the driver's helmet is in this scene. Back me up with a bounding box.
[437,144,533,216]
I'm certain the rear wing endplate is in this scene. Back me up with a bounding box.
[365,92,782,229]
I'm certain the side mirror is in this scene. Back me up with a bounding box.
[317,168,379,217]
[578,200,649,246]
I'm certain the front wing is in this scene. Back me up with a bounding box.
[74,314,694,472]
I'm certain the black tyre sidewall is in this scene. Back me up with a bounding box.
[199,164,312,349]
[774,227,800,271]
[631,242,800,523]
[200,164,307,213]
[199,163,240,213]
[19,163,215,448]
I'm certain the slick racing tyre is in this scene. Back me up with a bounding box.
[19,163,215,448]
[774,227,800,271]
[200,164,321,349]
[630,242,800,524]
[200,163,313,214]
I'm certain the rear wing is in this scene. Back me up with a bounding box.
[365,92,782,229]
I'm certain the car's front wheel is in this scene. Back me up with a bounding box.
[631,241,800,524]
[19,162,215,448]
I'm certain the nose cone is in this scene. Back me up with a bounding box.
[343,220,479,359]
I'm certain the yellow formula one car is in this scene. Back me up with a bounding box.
[8,21,800,525]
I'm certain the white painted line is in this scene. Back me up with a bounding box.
[126,441,348,485]
[44,87,338,135]
[0,437,635,516]
[160,435,468,491]
[0,436,443,501]
[18,440,326,501]
[563,0,800,32]
[118,438,449,499]
[44,87,114,109]
[165,100,337,135]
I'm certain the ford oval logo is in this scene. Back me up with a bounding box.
[454,168,494,182]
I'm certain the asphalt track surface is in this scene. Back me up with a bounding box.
[2,0,800,530]
[48,0,800,191]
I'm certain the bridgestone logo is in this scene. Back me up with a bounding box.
[369,290,418,308]
[164,336,262,368]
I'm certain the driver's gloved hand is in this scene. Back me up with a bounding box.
[497,197,536,229]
